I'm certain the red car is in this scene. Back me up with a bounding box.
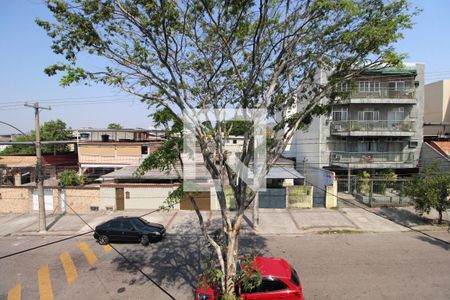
[195,256,304,300]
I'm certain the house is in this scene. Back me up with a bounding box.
[285,64,425,204]
[97,156,308,211]
[75,128,164,178]
[0,153,78,185]
[423,79,450,138]
[420,140,450,172]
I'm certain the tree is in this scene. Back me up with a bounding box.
[0,119,72,155]
[107,123,123,129]
[40,119,73,154]
[38,0,416,297]
[405,166,450,224]
[0,135,35,155]
[58,169,85,187]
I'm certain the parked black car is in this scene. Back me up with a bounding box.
[93,216,166,246]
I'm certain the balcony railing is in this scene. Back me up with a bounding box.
[330,151,415,164]
[331,120,415,133]
[351,89,415,99]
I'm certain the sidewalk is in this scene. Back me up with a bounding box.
[0,205,446,237]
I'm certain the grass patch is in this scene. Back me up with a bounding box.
[318,229,362,235]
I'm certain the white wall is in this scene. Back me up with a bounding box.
[100,185,180,210]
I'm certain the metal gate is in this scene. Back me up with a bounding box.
[312,187,325,208]
[259,188,286,208]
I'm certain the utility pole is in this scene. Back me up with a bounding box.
[25,102,51,233]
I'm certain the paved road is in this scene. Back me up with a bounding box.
[0,231,449,300]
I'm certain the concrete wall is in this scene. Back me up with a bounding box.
[64,187,100,214]
[287,186,313,208]
[0,187,32,213]
[424,80,444,123]
[100,185,180,210]
[325,180,338,208]
[0,186,101,214]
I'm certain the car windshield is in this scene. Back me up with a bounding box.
[136,218,152,227]
[290,266,300,286]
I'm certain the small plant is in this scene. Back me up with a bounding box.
[378,170,398,194]
[356,171,370,195]
[350,122,363,131]
[58,170,85,187]
[400,122,412,131]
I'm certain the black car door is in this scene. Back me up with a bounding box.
[120,220,141,242]
[107,220,122,242]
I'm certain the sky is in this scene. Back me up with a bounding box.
[1,0,450,135]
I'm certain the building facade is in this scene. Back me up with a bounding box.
[286,64,425,194]
[423,79,450,138]
[75,128,163,178]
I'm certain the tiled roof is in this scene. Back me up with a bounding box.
[431,141,450,158]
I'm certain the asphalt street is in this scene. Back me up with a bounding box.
[0,231,449,300]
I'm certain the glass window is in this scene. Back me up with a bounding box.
[332,108,348,121]
[336,82,350,92]
[389,81,406,91]
[120,220,135,231]
[358,81,380,92]
[259,278,288,293]
[141,146,148,155]
[290,267,300,286]
[109,220,121,229]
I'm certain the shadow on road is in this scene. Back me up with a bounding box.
[416,235,450,251]
[110,217,268,296]
[376,207,431,226]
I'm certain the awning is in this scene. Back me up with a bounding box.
[364,69,417,76]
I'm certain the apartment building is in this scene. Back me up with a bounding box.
[286,64,424,196]
[423,79,450,138]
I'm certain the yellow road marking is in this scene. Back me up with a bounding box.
[7,284,21,300]
[60,251,78,285]
[38,265,54,300]
[79,242,97,266]
[102,244,113,253]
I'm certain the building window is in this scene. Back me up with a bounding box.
[233,140,237,144]
[357,109,379,121]
[336,82,350,92]
[388,107,405,121]
[358,81,380,93]
[332,108,348,121]
[141,146,148,155]
[389,81,406,91]
[125,191,130,199]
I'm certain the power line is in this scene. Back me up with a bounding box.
[62,199,176,299]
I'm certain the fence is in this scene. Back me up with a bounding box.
[337,177,411,207]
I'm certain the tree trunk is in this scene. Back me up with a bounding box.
[438,210,443,224]
[224,229,239,295]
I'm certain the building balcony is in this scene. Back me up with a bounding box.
[330,151,415,169]
[330,120,415,136]
[344,89,416,104]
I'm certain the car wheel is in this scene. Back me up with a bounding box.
[98,235,109,245]
[140,235,150,246]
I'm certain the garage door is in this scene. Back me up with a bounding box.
[259,188,286,208]
[181,192,211,210]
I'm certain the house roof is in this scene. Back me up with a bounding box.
[100,161,302,181]
[430,141,450,158]
[100,163,213,180]
[265,167,304,179]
